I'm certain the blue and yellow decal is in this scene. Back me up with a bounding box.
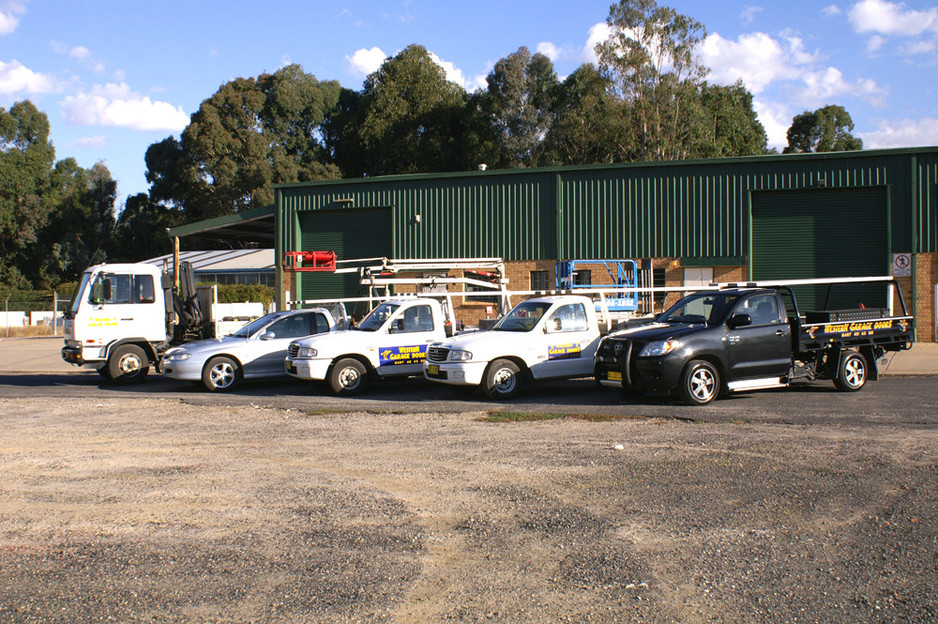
[379,345,428,366]
[548,342,582,360]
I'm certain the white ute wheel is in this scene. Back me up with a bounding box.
[483,358,523,400]
[329,358,368,395]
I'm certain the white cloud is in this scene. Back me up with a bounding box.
[848,0,938,36]
[822,4,843,16]
[59,83,189,132]
[860,117,938,147]
[699,30,885,108]
[793,66,887,108]
[584,22,611,65]
[866,34,888,52]
[699,31,808,93]
[345,46,387,76]
[69,135,108,149]
[741,5,764,25]
[0,0,25,35]
[753,99,793,149]
[0,59,55,94]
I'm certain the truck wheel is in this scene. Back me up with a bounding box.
[107,345,149,384]
[679,360,719,405]
[96,366,113,380]
[834,351,867,392]
[329,358,368,395]
[202,356,240,392]
[483,359,523,400]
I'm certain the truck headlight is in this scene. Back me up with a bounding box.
[298,346,318,358]
[640,340,680,357]
[450,349,472,361]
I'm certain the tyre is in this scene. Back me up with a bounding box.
[328,358,368,395]
[202,356,240,392]
[834,351,867,392]
[96,366,113,380]
[107,344,149,384]
[679,359,720,405]
[483,358,523,400]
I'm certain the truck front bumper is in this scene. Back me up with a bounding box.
[424,361,487,386]
[285,357,331,382]
[595,355,685,395]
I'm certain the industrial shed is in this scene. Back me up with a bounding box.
[228,147,938,340]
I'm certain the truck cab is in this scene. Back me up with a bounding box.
[595,288,793,404]
[423,295,604,399]
[62,263,170,381]
[285,298,447,395]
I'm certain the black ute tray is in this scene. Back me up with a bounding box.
[804,308,890,323]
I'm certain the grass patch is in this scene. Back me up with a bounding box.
[2,326,58,338]
[481,411,568,423]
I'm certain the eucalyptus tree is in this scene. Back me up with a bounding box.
[346,44,469,176]
[691,80,768,158]
[481,46,559,168]
[783,105,863,154]
[146,64,342,221]
[596,0,709,161]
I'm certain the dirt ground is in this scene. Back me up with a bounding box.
[1,396,936,623]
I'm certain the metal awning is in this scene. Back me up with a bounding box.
[167,204,275,243]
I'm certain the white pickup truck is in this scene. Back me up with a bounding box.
[423,295,606,399]
[285,298,448,395]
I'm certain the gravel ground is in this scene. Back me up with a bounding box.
[1,396,936,623]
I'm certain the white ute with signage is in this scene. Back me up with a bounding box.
[423,295,605,399]
[285,298,448,395]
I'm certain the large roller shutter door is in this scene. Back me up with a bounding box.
[298,208,393,300]
[751,187,888,310]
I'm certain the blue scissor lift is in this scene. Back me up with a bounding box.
[555,259,640,319]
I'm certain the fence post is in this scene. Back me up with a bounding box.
[53,291,59,337]
[4,294,9,338]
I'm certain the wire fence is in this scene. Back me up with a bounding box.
[1,290,71,337]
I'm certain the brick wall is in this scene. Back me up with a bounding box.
[915,253,937,342]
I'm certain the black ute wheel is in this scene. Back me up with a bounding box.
[834,351,867,392]
[329,358,368,395]
[679,359,720,405]
[202,356,241,392]
[107,344,149,384]
[483,358,523,400]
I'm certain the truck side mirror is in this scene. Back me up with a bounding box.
[102,279,112,301]
[727,314,752,329]
[389,318,405,334]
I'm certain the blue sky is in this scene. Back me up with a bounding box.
[2,0,937,207]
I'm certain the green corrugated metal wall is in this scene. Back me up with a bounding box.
[275,148,938,266]
[751,187,889,310]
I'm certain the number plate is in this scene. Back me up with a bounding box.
[427,364,440,376]
[607,370,622,382]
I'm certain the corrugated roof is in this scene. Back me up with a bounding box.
[143,249,275,272]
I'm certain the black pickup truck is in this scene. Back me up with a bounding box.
[594,278,914,405]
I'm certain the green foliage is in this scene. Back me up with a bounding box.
[783,105,863,154]
[480,47,560,168]
[202,283,276,307]
[596,0,709,161]
[331,45,470,177]
[146,64,342,220]
[691,81,768,158]
[1,102,117,290]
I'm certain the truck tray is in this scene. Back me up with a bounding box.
[804,308,890,323]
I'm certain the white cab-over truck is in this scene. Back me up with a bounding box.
[62,261,256,383]
[285,297,448,395]
[423,295,607,399]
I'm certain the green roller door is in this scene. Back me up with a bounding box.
[298,208,393,300]
[751,187,888,311]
